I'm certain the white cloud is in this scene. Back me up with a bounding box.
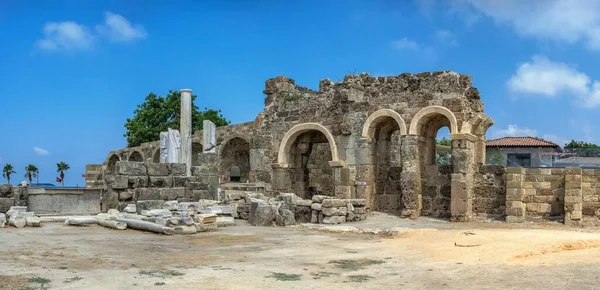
[451,0,600,50]
[33,146,50,156]
[507,55,600,107]
[95,11,147,42]
[542,134,570,147]
[490,124,537,139]
[434,29,458,46]
[35,21,94,51]
[392,38,420,50]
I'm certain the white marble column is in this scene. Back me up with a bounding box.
[179,89,193,176]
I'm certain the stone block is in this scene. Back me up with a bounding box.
[311,210,318,223]
[251,203,276,226]
[526,203,538,212]
[0,198,15,213]
[312,195,332,203]
[134,188,161,200]
[322,216,346,224]
[275,209,296,226]
[128,176,149,188]
[0,184,12,198]
[169,163,187,176]
[321,199,348,208]
[347,199,366,206]
[571,210,583,220]
[116,161,147,175]
[321,206,348,216]
[506,216,524,223]
[186,182,209,190]
[119,190,133,201]
[173,176,198,187]
[160,188,187,200]
[105,175,128,189]
[294,199,313,207]
[146,163,170,176]
[149,176,173,188]
[191,190,212,201]
[135,200,165,215]
[538,203,552,213]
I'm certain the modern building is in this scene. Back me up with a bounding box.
[485,137,562,167]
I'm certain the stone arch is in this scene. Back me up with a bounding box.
[192,142,203,166]
[219,137,250,183]
[128,150,144,162]
[408,106,459,136]
[277,123,339,168]
[107,154,120,173]
[361,109,407,140]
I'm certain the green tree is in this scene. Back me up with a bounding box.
[57,162,70,188]
[2,164,16,185]
[436,137,451,146]
[563,140,600,157]
[123,90,231,147]
[24,164,38,187]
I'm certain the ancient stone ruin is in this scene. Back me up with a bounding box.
[87,71,498,224]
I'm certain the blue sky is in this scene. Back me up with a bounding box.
[1,0,600,185]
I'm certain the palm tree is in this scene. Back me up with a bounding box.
[57,162,70,188]
[2,164,16,185]
[24,164,38,187]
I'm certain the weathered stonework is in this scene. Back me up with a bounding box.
[91,71,496,221]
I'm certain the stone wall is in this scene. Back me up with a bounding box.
[102,161,210,212]
[421,165,452,218]
[473,165,505,217]
[86,164,104,189]
[94,71,496,221]
[28,188,102,215]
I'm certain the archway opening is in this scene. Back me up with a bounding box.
[107,154,120,173]
[128,151,143,162]
[368,116,403,213]
[415,112,454,218]
[220,137,250,183]
[229,166,241,182]
[192,142,203,166]
[288,130,334,200]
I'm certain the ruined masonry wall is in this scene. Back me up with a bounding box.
[472,165,505,217]
[421,165,452,218]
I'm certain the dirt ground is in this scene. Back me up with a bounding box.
[3,213,600,289]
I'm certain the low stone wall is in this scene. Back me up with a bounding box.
[28,188,102,215]
[103,161,211,212]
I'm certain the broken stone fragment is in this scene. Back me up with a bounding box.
[9,215,26,228]
[321,207,347,217]
[311,210,318,223]
[25,216,41,227]
[6,206,27,218]
[322,216,346,224]
[195,223,218,232]
[163,200,179,211]
[275,209,296,226]
[123,204,137,214]
[311,195,333,203]
[250,202,275,226]
[173,225,197,235]
[294,199,312,207]
[321,199,348,208]
[136,200,165,215]
[0,213,6,228]
[107,209,120,216]
[216,216,235,227]
[146,209,173,218]
[311,203,322,211]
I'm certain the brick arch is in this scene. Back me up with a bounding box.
[277,123,340,168]
[408,105,459,136]
[218,135,251,156]
[106,153,121,172]
[361,109,407,140]
[152,148,161,163]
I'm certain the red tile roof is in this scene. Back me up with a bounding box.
[486,137,559,148]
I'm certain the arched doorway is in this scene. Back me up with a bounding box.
[277,123,340,200]
[107,154,120,173]
[361,109,407,212]
[152,149,160,163]
[409,106,459,218]
[219,137,250,183]
[128,151,144,162]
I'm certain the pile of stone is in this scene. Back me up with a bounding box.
[64,200,234,235]
[246,193,367,227]
[310,196,367,224]
[1,206,41,228]
[222,191,269,220]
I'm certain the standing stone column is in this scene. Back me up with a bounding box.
[564,167,583,225]
[505,167,526,222]
[400,135,421,218]
[179,89,193,177]
[449,135,477,222]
